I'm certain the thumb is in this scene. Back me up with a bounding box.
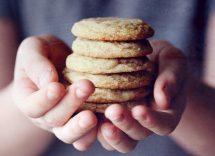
[153,70,178,110]
[150,40,187,110]
[15,36,59,89]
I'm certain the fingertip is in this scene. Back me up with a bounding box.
[74,79,95,92]
[132,106,156,131]
[131,105,148,120]
[72,79,95,98]
[105,104,124,122]
[78,110,98,128]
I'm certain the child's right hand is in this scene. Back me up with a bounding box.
[12,35,98,151]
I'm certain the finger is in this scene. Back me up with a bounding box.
[14,79,66,118]
[15,35,71,88]
[132,105,177,135]
[53,110,97,144]
[15,37,58,88]
[97,125,114,151]
[149,40,186,64]
[73,127,97,151]
[38,35,71,76]
[153,69,179,109]
[43,79,95,127]
[149,40,187,110]
[105,104,151,140]
[101,122,137,153]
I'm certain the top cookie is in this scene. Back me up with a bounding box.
[71,17,154,41]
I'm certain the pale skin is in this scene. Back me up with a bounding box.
[1,12,215,156]
[13,36,186,153]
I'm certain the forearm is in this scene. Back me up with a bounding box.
[0,83,54,156]
[171,76,215,156]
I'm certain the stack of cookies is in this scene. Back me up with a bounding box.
[64,17,155,113]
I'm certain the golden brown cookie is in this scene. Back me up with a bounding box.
[64,69,153,89]
[72,38,152,58]
[66,54,154,74]
[86,87,150,103]
[80,100,148,113]
[71,17,154,41]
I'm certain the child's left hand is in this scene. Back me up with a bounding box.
[95,40,188,153]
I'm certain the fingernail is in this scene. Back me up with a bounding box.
[76,88,88,98]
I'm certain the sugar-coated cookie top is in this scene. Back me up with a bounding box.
[71,17,154,41]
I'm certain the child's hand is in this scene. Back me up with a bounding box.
[13,35,98,151]
[97,40,188,153]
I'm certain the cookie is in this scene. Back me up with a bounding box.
[80,100,148,113]
[86,87,150,103]
[72,38,152,58]
[71,17,154,41]
[64,69,153,89]
[66,54,154,74]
